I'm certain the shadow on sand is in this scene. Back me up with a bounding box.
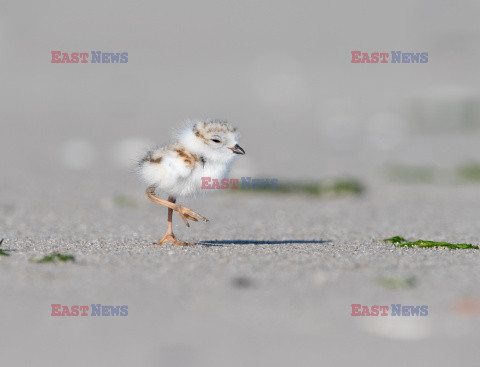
[198,239,331,247]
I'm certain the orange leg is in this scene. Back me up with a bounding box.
[145,186,208,246]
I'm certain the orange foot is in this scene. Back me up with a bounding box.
[156,233,196,246]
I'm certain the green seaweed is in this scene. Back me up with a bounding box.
[383,236,478,249]
[31,253,75,263]
[240,178,364,197]
[328,179,365,195]
[113,194,139,208]
[0,235,8,256]
[386,165,436,184]
[377,276,416,289]
[394,240,478,249]
[457,163,480,182]
[383,236,408,243]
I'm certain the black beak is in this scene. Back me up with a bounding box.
[230,144,245,155]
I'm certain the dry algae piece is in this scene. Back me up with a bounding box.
[383,236,478,250]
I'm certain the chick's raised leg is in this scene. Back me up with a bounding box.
[145,186,208,246]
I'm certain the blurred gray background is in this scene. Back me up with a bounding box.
[1,1,480,367]
[2,0,480,183]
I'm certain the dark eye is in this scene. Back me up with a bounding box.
[211,139,221,143]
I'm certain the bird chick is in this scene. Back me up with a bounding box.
[138,119,245,246]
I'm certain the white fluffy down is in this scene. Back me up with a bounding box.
[138,121,240,198]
